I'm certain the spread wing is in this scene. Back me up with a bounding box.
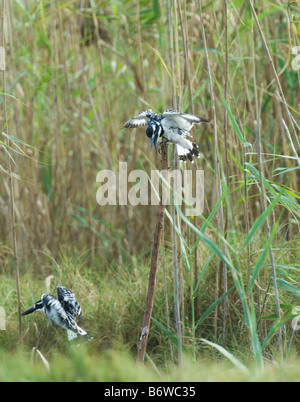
[56,286,82,318]
[162,110,210,132]
[124,111,151,129]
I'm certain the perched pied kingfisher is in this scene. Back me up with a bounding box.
[22,286,90,341]
[124,109,210,163]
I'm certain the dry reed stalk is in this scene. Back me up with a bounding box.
[256,88,283,361]
[96,38,144,95]
[138,143,169,363]
[1,0,22,344]
[248,2,263,344]
[54,0,70,247]
[88,0,116,257]
[136,0,146,94]
[31,348,50,372]
[250,3,298,344]
[89,0,114,139]
[177,1,193,112]
[49,0,62,248]
[248,0,300,151]
[56,3,71,108]
[198,0,226,348]
[171,171,182,366]
[167,0,176,106]
[76,32,96,263]
[281,118,300,167]
[78,53,132,247]
[222,0,229,348]
[174,0,182,106]
[172,1,184,364]
[162,225,174,361]
[166,0,175,363]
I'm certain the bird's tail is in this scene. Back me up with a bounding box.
[67,329,78,341]
[197,117,211,124]
[67,325,92,341]
[177,143,200,163]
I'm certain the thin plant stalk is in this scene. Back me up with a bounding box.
[78,53,132,248]
[177,1,193,112]
[89,0,114,137]
[168,0,182,364]
[162,225,174,361]
[198,0,226,348]
[162,0,175,364]
[136,0,146,94]
[248,0,300,150]
[281,118,300,167]
[256,89,283,362]
[138,143,169,362]
[250,6,263,341]
[1,0,22,344]
[171,172,182,366]
[222,0,229,348]
[174,0,181,105]
[167,0,176,106]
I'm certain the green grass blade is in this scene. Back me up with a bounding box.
[216,80,244,144]
[246,215,282,296]
[240,188,285,253]
[195,286,235,329]
[201,339,249,374]
[152,318,189,353]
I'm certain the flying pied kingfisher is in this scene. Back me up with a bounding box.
[124,109,210,163]
[22,286,90,341]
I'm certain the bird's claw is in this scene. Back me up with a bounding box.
[160,139,169,148]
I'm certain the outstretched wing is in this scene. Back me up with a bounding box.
[162,110,210,132]
[56,286,82,318]
[124,110,151,129]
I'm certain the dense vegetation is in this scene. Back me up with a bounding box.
[0,0,299,381]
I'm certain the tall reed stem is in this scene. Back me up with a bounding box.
[138,143,169,362]
[171,171,182,365]
[222,0,229,348]
[256,89,283,362]
[198,0,226,348]
[1,0,22,344]
[248,0,300,150]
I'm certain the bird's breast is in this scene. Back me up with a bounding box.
[162,127,180,141]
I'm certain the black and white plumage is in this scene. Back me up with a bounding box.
[56,286,82,319]
[22,286,90,341]
[124,109,210,163]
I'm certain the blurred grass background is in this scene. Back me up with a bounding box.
[0,0,300,381]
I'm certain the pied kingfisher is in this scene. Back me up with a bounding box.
[22,286,90,341]
[124,109,210,163]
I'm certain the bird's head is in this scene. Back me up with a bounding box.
[22,299,45,316]
[146,121,162,155]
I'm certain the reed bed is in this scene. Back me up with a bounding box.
[0,0,300,380]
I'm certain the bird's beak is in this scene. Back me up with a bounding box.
[150,134,159,156]
[22,305,37,316]
[150,137,154,153]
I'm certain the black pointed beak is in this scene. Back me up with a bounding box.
[22,306,37,316]
[150,134,159,156]
[150,137,154,153]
